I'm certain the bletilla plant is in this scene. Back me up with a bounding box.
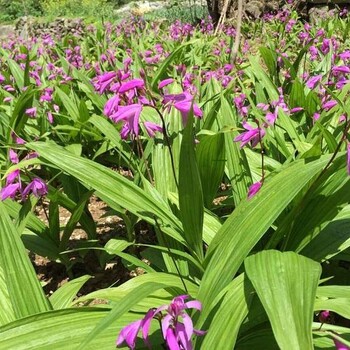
[1,3,350,350]
[117,296,205,350]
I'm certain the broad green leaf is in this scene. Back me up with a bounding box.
[200,274,254,350]
[9,85,34,138]
[301,205,350,261]
[8,59,24,89]
[56,87,80,121]
[0,202,51,318]
[77,282,171,349]
[89,114,136,170]
[27,141,186,246]
[198,154,331,319]
[0,266,15,326]
[259,47,277,80]
[0,308,162,350]
[76,272,199,305]
[219,97,251,204]
[315,297,350,320]
[245,251,321,350]
[236,328,278,350]
[197,133,226,208]
[151,40,198,90]
[317,285,350,299]
[50,275,92,309]
[247,56,279,100]
[179,113,204,259]
[59,190,93,250]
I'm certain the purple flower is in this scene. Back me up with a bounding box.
[159,295,204,350]
[333,338,350,350]
[290,107,303,113]
[158,78,174,89]
[22,178,48,198]
[92,71,117,94]
[144,121,162,137]
[313,112,321,121]
[104,95,120,117]
[47,111,53,124]
[110,104,143,139]
[234,94,249,117]
[25,107,37,118]
[117,295,205,350]
[163,92,202,124]
[247,181,262,199]
[116,309,155,350]
[339,50,350,60]
[118,79,145,94]
[1,183,21,201]
[319,310,330,323]
[9,149,19,164]
[332,66,350,74]
[234,121,265,148]
[6,170,20,185]
[306,75,322,89]
[322,100,338,111]
[321,39,331,54]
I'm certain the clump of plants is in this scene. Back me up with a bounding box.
[1,3,350,349]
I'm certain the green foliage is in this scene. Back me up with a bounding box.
[40,0,115,19]
[0,0,43,21]
[1,6,350,350]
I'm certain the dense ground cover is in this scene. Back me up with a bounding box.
[1,4,350,349]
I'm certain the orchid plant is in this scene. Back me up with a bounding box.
[1,4,350,350]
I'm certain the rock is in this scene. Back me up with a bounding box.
[245,0,265,18]
[0,24,15,39]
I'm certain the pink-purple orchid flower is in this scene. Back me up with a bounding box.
[162,92,203,124]
[116,295,205,350]
[234,121,265,148]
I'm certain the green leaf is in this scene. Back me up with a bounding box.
[218,96,251,204]
[197,133,226,208]
[0,202,51,318]
[197,154,331,319]
[314,298,350,320]
[59,190,93,250]
[50,275,92,309]
[0,308,162,350]
[56,87,80,121]
[76,272,199,306]
[259,47,277,79]
[301,205,350,261]
[245,251,321,350]
[179,113,204,259]
[0,266,15,326]
[151,40,198,90]
[200,274,254,350]
[27,142,186,246]
[77,282,171,349]
[8,59,24,89]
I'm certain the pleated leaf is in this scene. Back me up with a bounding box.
[197,132,226,208]
[50,275,92,310]
[179,113,204,259]
[245,250,321,350]
[0,265,15,326]
[27,141,185,246]
[0,308,163,350]
[197,154,331,320]
[200,274,254,350]
[0,202,51,319]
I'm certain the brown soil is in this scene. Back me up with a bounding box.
[32,196,132,298]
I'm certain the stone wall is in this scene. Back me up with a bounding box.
[15,17,85,38]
